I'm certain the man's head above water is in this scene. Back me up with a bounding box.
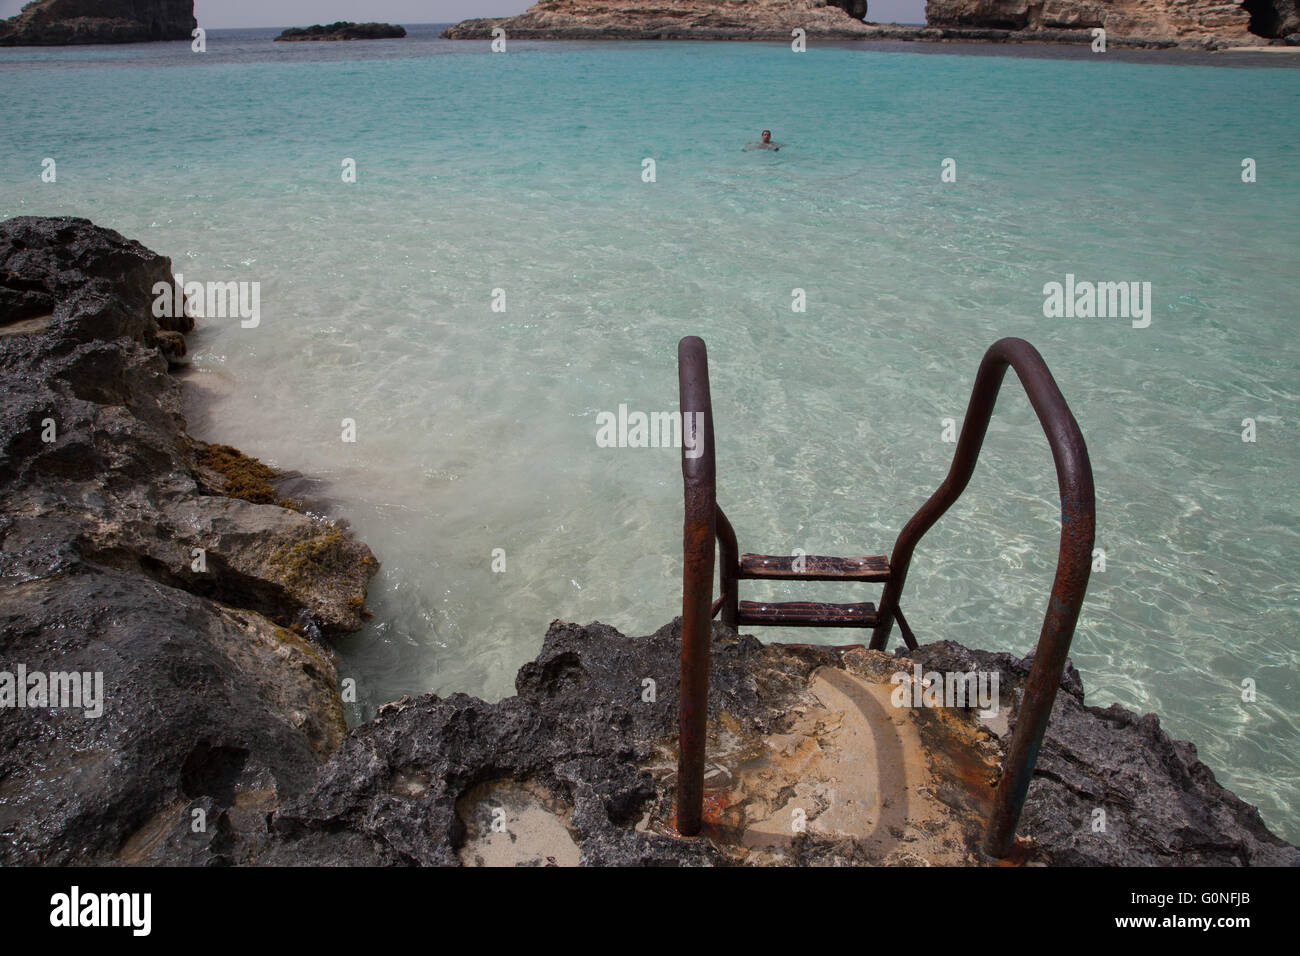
[745,130,781,151]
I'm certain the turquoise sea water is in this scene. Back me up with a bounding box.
[2,26,1297,842]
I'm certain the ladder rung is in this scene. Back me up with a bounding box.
[739,553,889,582]
[738,600,877,628]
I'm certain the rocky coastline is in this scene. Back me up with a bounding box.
[0,217,376,864]
[442,0,1300,49]
[2,0,1294,51]
[0,0,196,46]
[2,217,1295,865]
[266,620,1300,866]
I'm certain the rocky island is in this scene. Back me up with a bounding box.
[0,0,196,46]
[443,0,1300,49]
[443,0,877,41]
[275,22,406,42]
[2,217,1296,865]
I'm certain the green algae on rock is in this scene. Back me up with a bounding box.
[197,442,281,504]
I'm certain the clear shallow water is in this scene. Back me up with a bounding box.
[2,26,1297,842]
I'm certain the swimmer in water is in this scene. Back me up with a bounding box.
[744,130,782,151]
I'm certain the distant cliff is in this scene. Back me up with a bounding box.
[443,0,1299,46]
[0,0,195,46]
[442,1,873,41]
[925,0,1300,44]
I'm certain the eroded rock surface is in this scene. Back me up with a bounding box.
[267,620,1299,866]
[0,216,376,864]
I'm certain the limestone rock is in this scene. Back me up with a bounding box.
[443,1,874,41]
[924,0,1294,47]
[0,0,196,46]
[443,0,1298,46]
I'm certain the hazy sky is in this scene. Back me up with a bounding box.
[0,1,929,29]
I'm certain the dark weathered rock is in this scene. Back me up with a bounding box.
[0,0,196,46]
[266,620,1299,866]
[265,620,834,866]
[908,641,1297,865]
[924,0,1290,47]
[274,22,406,42]
[0,216,377,635]
[1240,0,1300,38]
[0,571,345,865]
[0,216,376,864]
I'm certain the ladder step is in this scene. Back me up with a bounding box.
[739,553,889,582]
[738,601,877,628]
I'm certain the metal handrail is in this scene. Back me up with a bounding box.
[674,335,1095,858]
[869,336,1095,857]
[715,505,739,630]
[677,335,716,836]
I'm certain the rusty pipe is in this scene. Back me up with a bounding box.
[868,337,1094,857]
[716,505,739,631]
[676,335,716,836]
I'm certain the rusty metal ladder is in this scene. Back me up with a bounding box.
[675,335,1095,858]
